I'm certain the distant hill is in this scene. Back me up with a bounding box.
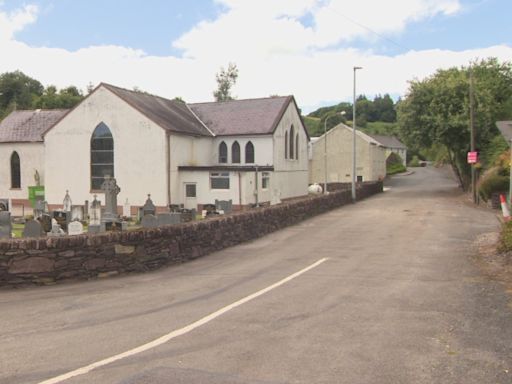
[303,94,399,138]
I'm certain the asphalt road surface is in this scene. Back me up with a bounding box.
[1,166,511,384]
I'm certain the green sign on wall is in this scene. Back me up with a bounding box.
[28,186,45,207]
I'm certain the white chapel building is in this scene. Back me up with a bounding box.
[0,83,310,214]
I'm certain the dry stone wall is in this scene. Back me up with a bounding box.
[0,182,382,287]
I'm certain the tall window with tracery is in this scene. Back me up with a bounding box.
[91,122,114,190]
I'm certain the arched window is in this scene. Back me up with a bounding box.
[10,151,20,189]
[219,141,228,163]
[245,141,255,163]
[295,133,299,160]
[285,131,288,159]
[232,141,240,163]
[91,122,114,190]
[289,125,295,159]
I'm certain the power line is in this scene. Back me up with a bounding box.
[328,7,412,51]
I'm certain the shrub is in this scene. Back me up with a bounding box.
[386,152,406,175]
[408,155,421,167]
[477,166,509,201]
[498,220,512,253]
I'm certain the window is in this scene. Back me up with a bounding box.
[285,131,288,159]
[289,125,295,159]
[245,141,255,163]
[210,172,230,189]
[218,141,228,163]
[232,141,240,163]
[185,184,196,198]
[10,151,20,189]
[295,133,299,160]
[262,172,270,189]
[91,122,114,190]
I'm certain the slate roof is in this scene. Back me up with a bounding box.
[368,134,407,149]
[189,96,293,136]
[0,109,69,143]
[316,123,383,146]
[102,83,213,137]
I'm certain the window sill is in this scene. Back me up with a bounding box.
[9,188,21,191]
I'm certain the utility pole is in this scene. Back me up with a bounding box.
[469,68,477,204]
[352,66,362,202]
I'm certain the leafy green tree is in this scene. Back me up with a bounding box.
[397,58,512,189]
[33,85,83,109]
[213,63,238,102]
[0,71,44,117]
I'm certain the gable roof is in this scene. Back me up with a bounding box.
[101,83,213,137]
[315,123,383,146]
[189,96,293,136]
[0,109,69,143]
[368,134,407,149]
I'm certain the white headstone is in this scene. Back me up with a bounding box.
[68,221,84,236]
[123,198,131,218]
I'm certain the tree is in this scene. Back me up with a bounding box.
[213,63,238,102]
[33,85,83,109]
[0,71,44,118]
[398,58,512,189]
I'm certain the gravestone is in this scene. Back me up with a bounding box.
[88,225,101,234]
[38,214,52,233]
[71,206,84,221]
[63,190,72,212]
[68,221,84,236]
[143,194,156,216]
[101,176,122,232]
[123,198,131,218]
[0,199,9,212]
[157,212,181,226]
[47,224,65,237]
[215,199,233,214]
[101,176,120,222]
[33,199,48,219]
[181,209,196,222]
[0,211,12,239]
[89,195,101,225]
[52,210,70,231]
[23,219,43,238]
[141,214,158,228]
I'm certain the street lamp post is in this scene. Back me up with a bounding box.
[352,66,362,202]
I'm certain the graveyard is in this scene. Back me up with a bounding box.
[0,175,235,240]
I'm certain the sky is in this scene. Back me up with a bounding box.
[0,0,511,113]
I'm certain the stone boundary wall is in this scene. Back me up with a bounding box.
[0,182,383,287]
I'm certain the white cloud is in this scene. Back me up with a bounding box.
[0,4,38,41]
[0,1,510,113]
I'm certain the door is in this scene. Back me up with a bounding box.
[183,183,197,210]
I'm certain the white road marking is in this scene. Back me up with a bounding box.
[38,258,328,384]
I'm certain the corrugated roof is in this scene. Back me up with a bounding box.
[368,134,407,149]
[0,109,69,143]
[102,83,213,137]
[189,96,292,136]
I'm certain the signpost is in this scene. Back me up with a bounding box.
[467,151,478,164]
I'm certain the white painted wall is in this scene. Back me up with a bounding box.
[177,169,273,208]
[309,125,386,184]
[272,100,309,199]
[0,142,44,200]
[44,86,168,207]
[385,148,407,166]
[212,136,274,166]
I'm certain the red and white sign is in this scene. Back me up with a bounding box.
[467,151,478,164]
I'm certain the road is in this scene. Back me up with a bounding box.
[1,166,511,384]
